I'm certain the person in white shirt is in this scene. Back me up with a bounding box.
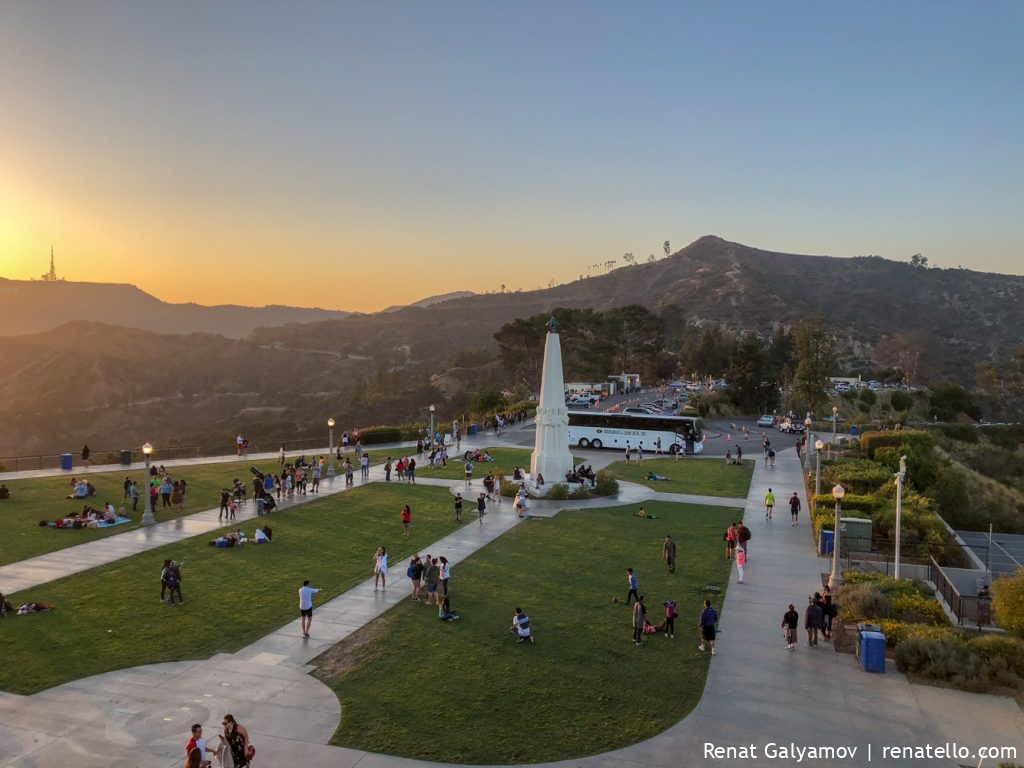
[373,546,388,591]
[254,527,271,544]
[298,579,320,638]
[510,607,534,644]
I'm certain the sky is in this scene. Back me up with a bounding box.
[1,1,1022,312]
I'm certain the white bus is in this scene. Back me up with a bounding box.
[567,411,704,454]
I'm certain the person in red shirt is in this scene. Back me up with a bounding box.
[401,504,412,537]
[184,723,213,767]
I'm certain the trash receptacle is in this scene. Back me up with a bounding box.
[120,450,133,466]
[860,630,886,673]
[855,623,881,659]
[467,424,478,436]
[60,453,73,471]
[819,530,834,555]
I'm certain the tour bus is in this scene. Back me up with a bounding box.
[567,411,704,454]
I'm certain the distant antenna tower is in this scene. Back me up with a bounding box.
[40,246,60,281]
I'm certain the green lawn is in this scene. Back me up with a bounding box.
[1,484,463,694]
[322,500,738,764]
[413,446,532,481]
[0,457,300,565]
[606,457,754,498]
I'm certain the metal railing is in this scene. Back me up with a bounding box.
[0,433,421,473]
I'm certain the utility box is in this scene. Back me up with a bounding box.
[840,517,873,554]
[859,631,886,673]
[819,530,834,555]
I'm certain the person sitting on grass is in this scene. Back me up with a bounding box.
[16,602,56,614]
[254,526,272,544]
[646,471,670,481]
[0,483,10,500]
[510,606,534,643]
[438,596,460,621]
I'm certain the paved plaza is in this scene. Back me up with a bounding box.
[1,430,1021,767]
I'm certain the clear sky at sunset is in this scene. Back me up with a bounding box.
[1,1,1021,312]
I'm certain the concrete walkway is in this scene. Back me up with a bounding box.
[1,448,1021,767]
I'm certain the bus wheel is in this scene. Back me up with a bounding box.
[578,438,591,448]
[592,439,603,449]
[669,444,680,455]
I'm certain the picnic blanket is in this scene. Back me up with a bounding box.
[97,516,132,528]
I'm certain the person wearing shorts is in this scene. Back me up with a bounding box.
[425,558,440,605]
[698,599,718,655]
[298,579,320,639]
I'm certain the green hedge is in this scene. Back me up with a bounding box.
[811,493,878,513]
[859,430,934,459]
[931,423,979,444]
[978,424,1024,451]
[824,458,891,494]
[875,620,960,648]
[895,635,1024,693]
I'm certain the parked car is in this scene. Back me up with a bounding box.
[757,415,775,428]
[778,419,804,434]
[623,406,658,415]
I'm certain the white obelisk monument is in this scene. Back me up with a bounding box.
[530,317,574,484]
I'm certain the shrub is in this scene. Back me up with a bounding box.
[594,471,619,497]
[889,390,912,412]
[977,424,1024,451]
[896,635,1022,693]
[932,423,979,444]
[544,483,570,501]
[873,447,901,472]
[890,594,948,625]
[859,388,877,406]
[842,571,919,598]
[970,635,1024,678]
[824,458,891,494]
[859,430,933,460]
[834,584,890,620]
[875,620,959,648]
[568,485,592,500]
[811,493,878,513]
[358,426,404,444]
[992,571,1024,638]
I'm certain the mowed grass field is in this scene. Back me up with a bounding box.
[323,500,738,764]
[412,446,532,481]
[606,457,754,498]
[0,457,294,565]
[1,484,463,694]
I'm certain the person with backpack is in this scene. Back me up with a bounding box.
[166,560,183,605]
[407,555,423,602]
[663,599,677,638]
[738,522,751,558]
[698,599,718,655]
[781,603,800,651]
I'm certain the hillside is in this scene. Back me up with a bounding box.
[0,278,351,338]
[2,236,1022,456]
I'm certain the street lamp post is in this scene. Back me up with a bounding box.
[832,405,839,443]
[141,442,155,525]
[814,439,824,497]
[429,404,436,448]
[894,455,907,580]
[803,415,812,469]
[327,418,336,477]
[829,483,846,588]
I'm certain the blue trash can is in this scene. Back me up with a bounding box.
[60,453,74,471]
[467,424,478,436]
[860,631,886,673]
[819,530,834,555]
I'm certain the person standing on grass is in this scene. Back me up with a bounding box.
[631,596,647,646]
[764,488,775,520]
[373,546,388,591]
[454,493,463,522]
[425,557,441,606]
[123,476,132,502]
[626,568,639,605]
[407,457,417,484]
[401,504,412,536]
[789,492,801,526]
[625,441,631,464]
[655,437,663,456]
[408,555,423,601]
[278,446,285,465]
[663,535,677,574]
[130,480,140,512]
[663,599,677,639]
[782,603,799,651]
[477,493,487,524]
[698,599,718,655]
[735,546,747,584]
[637,442,644,462]
[299,580,320,638]
[439,556,451,597]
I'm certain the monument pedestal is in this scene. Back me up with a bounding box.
[530,322,574,484]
